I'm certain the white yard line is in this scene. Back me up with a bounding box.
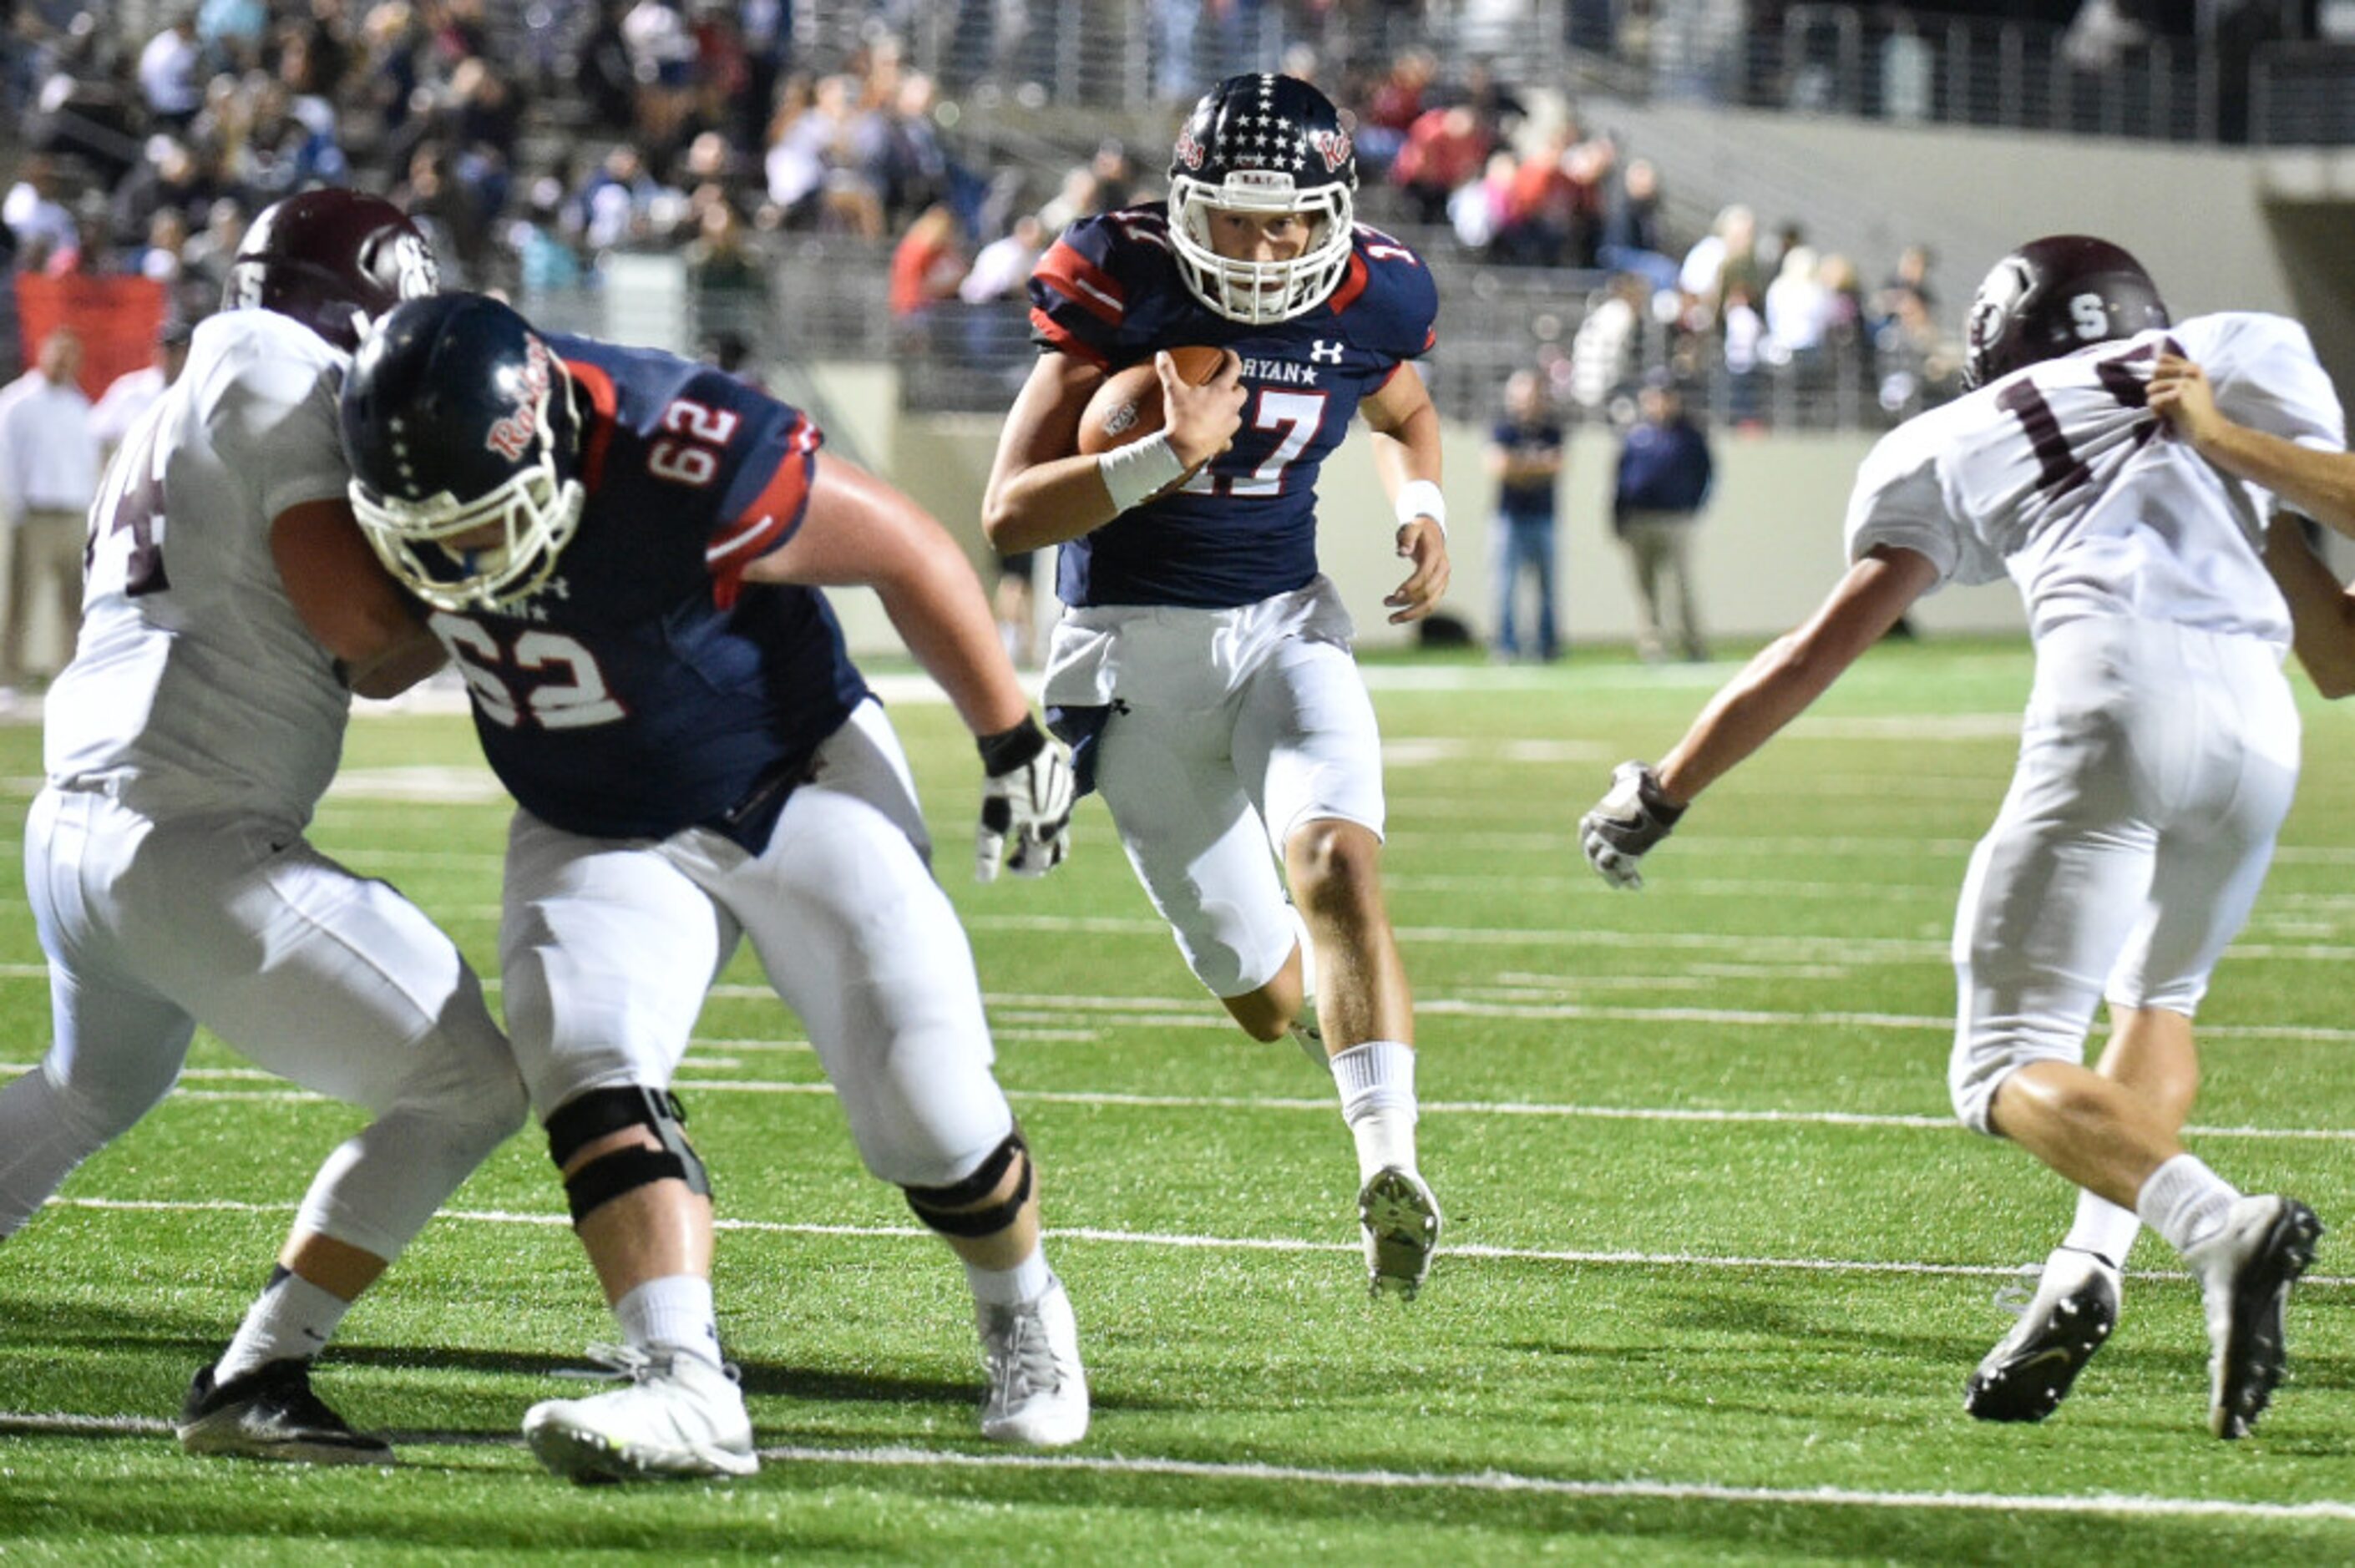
[0,1411,2342,1524]
[15,1062,2349,1141]
[41,1196,2355,1288]
[0,1411,2343,1523]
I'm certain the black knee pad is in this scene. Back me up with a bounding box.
[903,1130,1031,1239]
[546,1085,711,1225]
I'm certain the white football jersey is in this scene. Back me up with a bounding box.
[46,310,354,827]
[1845,311,2346,645]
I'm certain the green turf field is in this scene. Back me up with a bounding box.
[2,639,2350,1563]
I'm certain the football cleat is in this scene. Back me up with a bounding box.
[522,1343,757,1483]
[1964,1247,2120,1423]
[176,1357,394,1465]
[1360,1166,1442,1300]
[2185,1195,2322,1439]
[978,1278,1090,1448]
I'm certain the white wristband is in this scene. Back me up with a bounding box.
[1098,432,1189,513]
[1395,478,1447,539]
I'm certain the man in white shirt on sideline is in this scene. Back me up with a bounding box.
[89,318,195,458]
[0,327,101,687]
[1578,235,2332,1442]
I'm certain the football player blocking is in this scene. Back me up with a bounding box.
[0,191,524,1465]
[984,73,1447,1298]
[1579,236,2331,1439]
[337,291,1086,1481]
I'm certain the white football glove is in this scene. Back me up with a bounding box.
[1579,760,1687,891]
[975,718,1075,882]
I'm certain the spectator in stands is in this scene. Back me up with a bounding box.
[0,328,99,689]
[1678,202,1758,334]
[889,201,966,347]
[89,318,193,457]
[765,75,884,238]
[687,195,768,344]
[1569,271,1648,412]
[1392,104,1492,227]
[1722,281,1766,427]
[1355,47,1436,174]
[1486,370,1567,663]
[1598,156,1679,296]
[1612,372,1714,663]
[3,156,77,262]
[139,9,205,130]
[1764,243,1826,368]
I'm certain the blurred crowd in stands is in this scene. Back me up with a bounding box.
[0,1,1966,432]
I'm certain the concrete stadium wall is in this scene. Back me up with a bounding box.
[808,362,2029,660]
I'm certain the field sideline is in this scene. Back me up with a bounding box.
[1,638,2350,1564]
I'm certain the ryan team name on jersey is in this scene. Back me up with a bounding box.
[427,335,865,848]
[1029,204,1438,609]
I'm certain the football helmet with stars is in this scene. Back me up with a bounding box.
[222,189,438,353]
[338,292,586,612]
[1167,73,1358,325]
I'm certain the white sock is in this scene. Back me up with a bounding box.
[2135,1153,2240,1257]
[2059,1189,2140,1269]
[1332,1039,1418,1183]
[966,1247,1055,1309]
[616,1274,722,1368]
[215,1267,353,1383]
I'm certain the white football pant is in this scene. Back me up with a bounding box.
[496,699,1016,1190]
[1949,617,2298,1132]
[3,787,526,1257]
[1079,587,1386,1000]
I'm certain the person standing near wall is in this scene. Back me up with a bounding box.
[1486,369,1564,662]
[0,327,100,690]
[1612,370,1713,663]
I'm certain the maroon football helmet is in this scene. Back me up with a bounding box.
[222,189,439,352]
[1962,235,2170,390]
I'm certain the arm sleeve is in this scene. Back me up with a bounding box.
[705,392,827,578]
[2196,312,2348,454]
[1843,423,1968,585]
[1027,219,1138,369]
[208,346,350,521]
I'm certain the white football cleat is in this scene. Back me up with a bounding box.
[978,1278,1089,1448]
[2184,1195,2322,1439]
[522,1343,757,1483]
[1963,1247,2120,1423]
[1360,1166,1441,1300]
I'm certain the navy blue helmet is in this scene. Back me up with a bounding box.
[339,292,585,610]
[1962,235,2170,390]
[223,189,438,353]
[1168,73,1358,324]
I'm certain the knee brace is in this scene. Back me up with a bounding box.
[903,1130,1031,1239]
[545,1085,711,1226]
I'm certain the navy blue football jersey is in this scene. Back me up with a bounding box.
[424,333,867,849]
[1028,204,1438,609]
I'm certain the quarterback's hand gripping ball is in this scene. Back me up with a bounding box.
[976,718,1076,882]
[1580,761,1687,891]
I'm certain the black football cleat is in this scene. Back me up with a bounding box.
[1965,1247,2120,1423]
[176,1357,394,1465]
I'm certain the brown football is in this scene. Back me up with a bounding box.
[1075,345,1228,457]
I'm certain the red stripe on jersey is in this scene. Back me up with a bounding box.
[1030,306,1110,368]
[1325,251,1371,317]
[706,422,818,610]
[564,358,620,489]
[1035,240,1127,324]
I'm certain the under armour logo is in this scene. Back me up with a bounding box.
[1310,340,1345,365]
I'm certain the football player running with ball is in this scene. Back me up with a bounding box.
[983,73,1448,1299]
[339,291,1085,1482]
[0,190,528,1464]
[1578,236,2333,1439]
